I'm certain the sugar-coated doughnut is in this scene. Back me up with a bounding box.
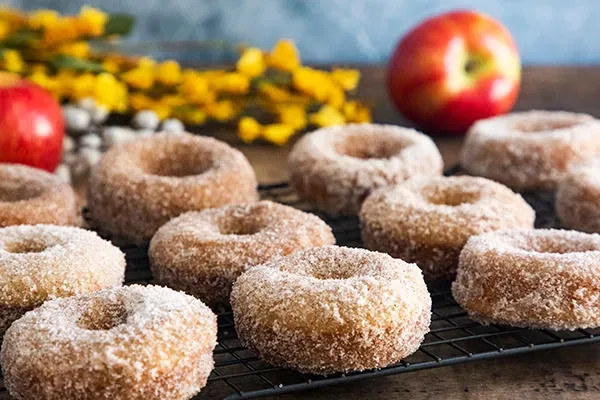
[149,200,335,306]
[0,163,79,227]
[87,132,259,244]
[556,158,600,233]
[231,245,431,374]
[452,229,600,330]
[461,111,600,191]
[288,123,443,215]
[1,285,217,400]
[0,224,125,337]
[360,176,535,280]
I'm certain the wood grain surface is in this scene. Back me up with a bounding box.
[3,65,600,400]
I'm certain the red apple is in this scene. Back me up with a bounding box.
[388,10,521,135]
[0,73,64,171]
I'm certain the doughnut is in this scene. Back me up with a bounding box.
[149,200,335,306]
[0,163,79,227]
[0,224,125,337]
[1,284,217,400]
[288,123,443,215]
[461,110,600,191]
[87,132,259,244]
[231,245,431,374]
[556,158,600,232]
[452,229,600,330]
[360,176,535,280]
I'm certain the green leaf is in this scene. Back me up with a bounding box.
[104,13,135,36]
[50,55,106,73]
[2,30,41,47]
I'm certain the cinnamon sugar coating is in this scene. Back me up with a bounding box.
[461,110,600,191]
[288,123,443,215]
[1,285,217,400]
[149,200,335,306]
[360,176,535,280]
[0,163,79,227]
[87,132,259,244]
[452,229,600,330]
[556,158,600,233]
[0,225,125,337]
[231,245,431,375]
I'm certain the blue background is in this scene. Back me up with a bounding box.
[8,0,600,64]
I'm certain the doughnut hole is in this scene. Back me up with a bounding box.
[335,131,408,160]
[3,240,49,254]
[421,185,481,207]
[280,254,376,280]
[0,184,43,202]
[513,234,600,254]
[135,140,215,177]
[77,298,128,331]
[513,118,580,133]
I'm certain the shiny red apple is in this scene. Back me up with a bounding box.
[0,73,64,171]
[388,10,521,135]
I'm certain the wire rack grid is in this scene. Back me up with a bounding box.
[1,175,598,400]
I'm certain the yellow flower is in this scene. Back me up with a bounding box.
[55,70,77,92]
[179,71,215,104]
[102,59,120,74]
[77,6,107,36]
[130,93,153,110]
[27,72,59,96]
[156,60,182,85]
[71,73,96,99]
[160,94,186,107]
[327,85,346,109]
[331,68,360,91]
[343,101,371,123]
[0,21,11,40]
[211,72,250,94]
[310,105,346,127]
[94,73,128,112]
[237,47,266,78]
[206,100,238,122]
[276,105,306,130]
[268,39,300,71]
[262,124,296,146]
[292,66,331,102]
[147,101,171,119]
[238,117,262,143]
[28,9,59,30]
[2,50,24,73]
[258,82,291,102]
[121,65,154,90]
[58,41,90,58]
[43,17,79,45]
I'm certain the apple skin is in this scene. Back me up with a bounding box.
[0,74,65,171]
[388,10,521,135]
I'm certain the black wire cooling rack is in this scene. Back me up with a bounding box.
[1,175,597,400]
[120,178,600,400]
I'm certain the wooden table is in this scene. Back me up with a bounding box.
[5,66,600,400]
[236,66,600,399]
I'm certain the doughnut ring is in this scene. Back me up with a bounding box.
[87,132,259,244]
[0,224,125,337]
[556,158,600,233]
[0,163,79,227]
[452,229,600,330]
[461,110,600,190]
[231,245,431,374]
[360,176,535,280]
[288,123,443,215]
[150,200,335,306]
[1,285,217,400]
